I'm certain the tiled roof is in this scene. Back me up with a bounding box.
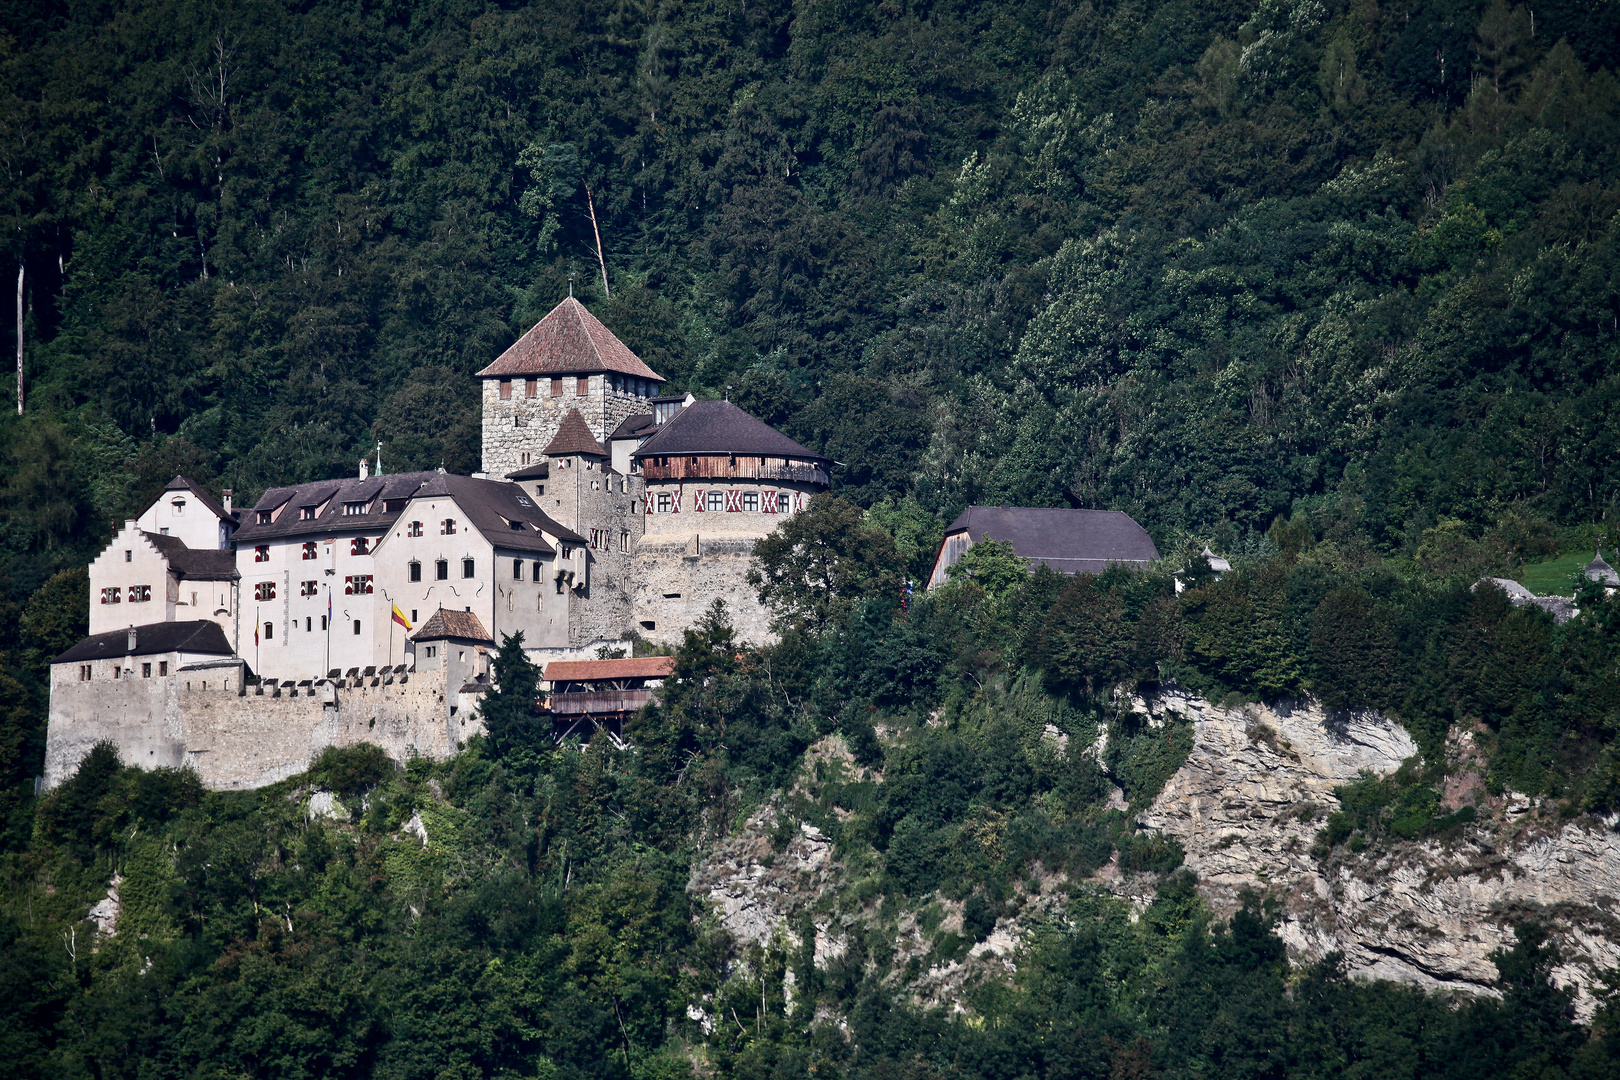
[544,409,609,457]
[408,473,581,550]
[632,401,830,463]
[164,476,236,530]
[53,620,235,664]
[608,413,657,441]
[941,507,1161,575]
[474,297,664,381]
[544,656,675,683]
[410,608,494,644]
[141,533,238,580]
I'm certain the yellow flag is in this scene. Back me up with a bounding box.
[392,603,411,630]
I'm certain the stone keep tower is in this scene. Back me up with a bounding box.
[477,298,665,479]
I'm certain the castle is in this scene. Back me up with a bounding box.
[43,298,831,787]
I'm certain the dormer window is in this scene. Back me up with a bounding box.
[301,506,317,520]
[343,501,368,516]
[257,510,272,525]
[384,499,407,513]
[515,496,531,507]
[509,519,524,530]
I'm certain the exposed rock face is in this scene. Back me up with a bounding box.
[1135,689,1620,1014]
[688,803,845,956]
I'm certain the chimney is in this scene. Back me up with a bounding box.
[359,458,370,479]
[222,489,232,513]
[127,626,137,652]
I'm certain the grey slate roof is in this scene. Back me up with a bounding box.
[1586,551,1619,586]
[505,462,550,481]
[474,297,664,381]
[942,506,1161,575]
[142,532,238,580]
[411,608,494,644]
[53,620,234,664]
[608,413,657,441]
[234,471,582,550]
[632,400,830,463]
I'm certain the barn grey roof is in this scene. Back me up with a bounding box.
[410,608,494,644]
[942,506,1161,575]
[53,620,234,664]
[141,532,238,580]
[632,400,830,463]
[474,297,664,381]
[1586,551,1619,586]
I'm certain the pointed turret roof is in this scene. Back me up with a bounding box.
[631,400,830,462]
[475,297,664,381]
[1586,551,1619,586]
[544,409,609,458]
[410,608,494,644]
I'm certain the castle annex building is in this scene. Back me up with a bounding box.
[45,298,830,788]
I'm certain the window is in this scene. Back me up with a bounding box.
[441,518,456,535]
[436,560,448,580]
[409,561,421,582]
[408,520,423,537]
[525,377,537,398]
[351,537,370,555]
[344,575,374,595]
[256,582,276,601]
[142,663,151,678]
[254,545,269,562]
[320,615,327,630]
[656,492,672,513]
[302,541,317,560]
[499,378,512,399]
[257,510,272,524]
[80,664,91,681]
[411,609,417,622]
[462,558,475,578]
[425,645,437,659]
[778,493,791,513]
[508,518,524,530]
[124,549,132,562]
[301,506,317,520]
[513,558,523,580]
[344,502,368,516]
[128,585,151,602]
[550,377,562,397]
[743,492,759,512]
[159,661,167,676]
[516,495,531,506]
[520,452,531,465]
[305,617,311,631]
[264,622,273,640]
[300,580,317,596]
[707,491,724,512]
[532,560,543,580]
[172,499,185,515]
[620,531,629,553]
[353,620,362,635]
[577,377,589,395]
[100,587,121,605]
[384,498,407,513]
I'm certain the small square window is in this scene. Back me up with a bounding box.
[142,663,152,678]
[499,379,512,399]
[408,521,423,537]
[158,661,167,676]
[743,492,759,512]
[577,377,589,395]
[255,545,269,562]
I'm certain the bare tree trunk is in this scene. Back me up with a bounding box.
[15,260,22,416]
[584,183,610,300]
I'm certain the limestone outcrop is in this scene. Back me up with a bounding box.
[1134,689,1620,1014]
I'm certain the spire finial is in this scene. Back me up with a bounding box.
[568,271,575,298]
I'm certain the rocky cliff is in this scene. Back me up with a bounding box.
[690,690,1620,1017]
[1134,689,1620,1015]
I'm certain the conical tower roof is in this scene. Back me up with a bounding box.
[1585,550,1619,586]
[544,409,608,458]
[475,297,664,381]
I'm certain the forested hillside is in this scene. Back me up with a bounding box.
[5,0,1620,1075]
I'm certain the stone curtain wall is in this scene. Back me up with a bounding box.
[45,665,482,790]
[632,536,771,645]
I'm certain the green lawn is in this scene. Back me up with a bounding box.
[1518,551,1593,596]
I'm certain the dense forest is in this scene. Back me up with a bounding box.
[5,0,1620,1075]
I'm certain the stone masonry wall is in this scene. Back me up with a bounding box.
[482,377,655,479]
[46,664,484,791]
[633,536,772,646]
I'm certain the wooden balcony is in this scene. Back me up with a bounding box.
[547,688,658,716]
[639,454,829,486]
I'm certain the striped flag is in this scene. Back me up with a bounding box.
[392,603,411,630]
